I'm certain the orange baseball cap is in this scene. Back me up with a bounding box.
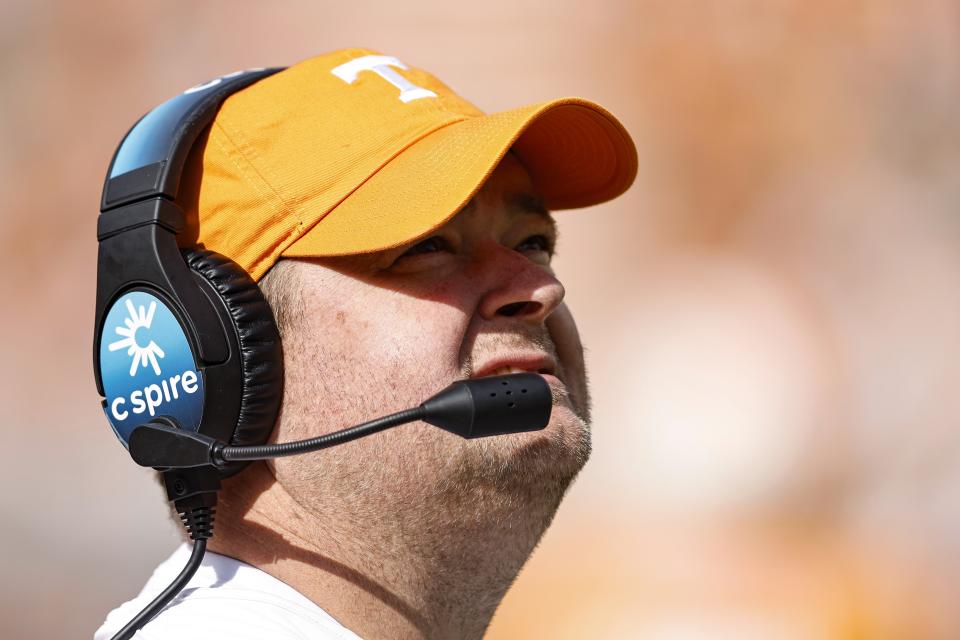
[176,49,638,281]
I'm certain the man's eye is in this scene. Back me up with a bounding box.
[400,236,450,258]
[516,235,553,255]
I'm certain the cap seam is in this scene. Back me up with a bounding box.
[207,123,297,278]
[212,120,305,229]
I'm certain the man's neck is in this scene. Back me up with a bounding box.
[207,462,558,640]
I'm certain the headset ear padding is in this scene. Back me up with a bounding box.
[182,248,283,464]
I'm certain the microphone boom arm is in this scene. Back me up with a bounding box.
[127,373,552,471]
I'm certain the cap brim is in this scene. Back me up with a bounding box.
[281,97,637,257]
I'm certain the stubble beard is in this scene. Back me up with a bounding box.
[446,324,593,516]
[412,376,592,632]
[435,381,591,514]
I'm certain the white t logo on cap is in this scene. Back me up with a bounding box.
[331,55,438,103]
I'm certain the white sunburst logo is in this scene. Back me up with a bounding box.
[108,299,166,376]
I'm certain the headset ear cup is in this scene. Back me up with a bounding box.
[182,248,283,472]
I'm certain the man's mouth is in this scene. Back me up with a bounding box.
[470,354,558,381]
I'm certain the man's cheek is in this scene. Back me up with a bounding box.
[546,302,585,378]
[546,302,590,415]
[369,323,457,390]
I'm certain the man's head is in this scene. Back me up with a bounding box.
[170,49,636,632]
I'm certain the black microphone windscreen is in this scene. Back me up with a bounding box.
[420,373,552,438]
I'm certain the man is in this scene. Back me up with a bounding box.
[96,49,636,639]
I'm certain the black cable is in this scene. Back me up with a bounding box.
[217,406,426,463]
[109,538,207,640]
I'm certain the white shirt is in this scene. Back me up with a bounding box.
[95,544,363,639]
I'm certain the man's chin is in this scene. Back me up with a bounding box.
[447,400,591,505]
[518,401,592,476]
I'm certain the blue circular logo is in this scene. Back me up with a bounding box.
[99,290,205,446]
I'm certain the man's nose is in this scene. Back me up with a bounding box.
[476,247,566,323]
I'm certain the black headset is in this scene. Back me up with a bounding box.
[93,68,287,478]
[93,66,552,640]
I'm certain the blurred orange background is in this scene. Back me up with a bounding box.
[2,1,959,638]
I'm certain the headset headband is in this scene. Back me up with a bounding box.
[101,68,283,213]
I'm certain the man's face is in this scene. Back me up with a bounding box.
[269,153,591,525]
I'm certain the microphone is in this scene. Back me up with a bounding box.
[128,373,552,470]
[421,371,551,438]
